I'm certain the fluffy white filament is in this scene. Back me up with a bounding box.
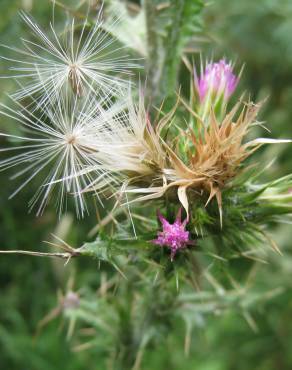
[0,89,125,217]
[1,10,137,105]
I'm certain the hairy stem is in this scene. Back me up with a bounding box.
[159,0,186,99]
[144,0,161,103]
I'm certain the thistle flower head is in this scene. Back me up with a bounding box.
[152,209,190,260]
[123,96,290,226]
[2,10,137,104]
[195,59,239,102]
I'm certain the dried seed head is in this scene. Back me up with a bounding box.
[0,90,121,217]
[2,11,138,104]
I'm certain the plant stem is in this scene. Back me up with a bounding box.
[159,0,186,99]
[144,0,161,103]
[144,0,192,106]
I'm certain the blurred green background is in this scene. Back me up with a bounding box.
[1,0,292,369]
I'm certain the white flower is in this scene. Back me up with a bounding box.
[1,10,137,105]
[0,88,124,217]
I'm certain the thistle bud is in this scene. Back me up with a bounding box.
[62,291,80,310]
[195,59,239,103]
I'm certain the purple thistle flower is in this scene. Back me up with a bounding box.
[195,59,239,102]
[152,209,190,260]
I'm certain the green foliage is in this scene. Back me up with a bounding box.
[145,0,204,104]
[1,1,292,370]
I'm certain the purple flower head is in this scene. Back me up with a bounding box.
[196,59,239,102]
[62,291,80,310]
[152,209,190,260]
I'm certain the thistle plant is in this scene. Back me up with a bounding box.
[1,1,292,369]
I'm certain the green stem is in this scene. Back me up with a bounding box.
[144,0,198,106]
[159,0,186,99]
[144,0,161,103]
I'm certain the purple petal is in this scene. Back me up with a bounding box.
[195,59,239,102]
